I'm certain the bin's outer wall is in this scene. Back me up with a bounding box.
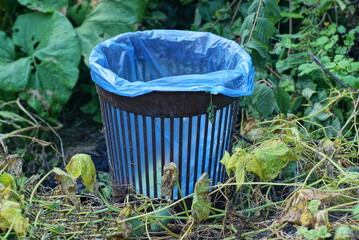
[96,85,239,118]
[97,85,240,198]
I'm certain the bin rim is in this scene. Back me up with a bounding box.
[89,30,255,98]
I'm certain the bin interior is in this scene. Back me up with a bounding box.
[98,31,243,83]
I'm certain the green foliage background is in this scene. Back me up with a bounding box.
[0,0,358,138]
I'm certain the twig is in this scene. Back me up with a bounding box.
[318,12,327,26]
[257,79,275,88]
[211,0,238,28]
[230,0,242,26]
[338,95,359,137]
[303,0,359,8]
[32,114,66,167]
[246,0,263,45]
[288,0,292,56]
[266,64,281,79]
[308,52,356,92]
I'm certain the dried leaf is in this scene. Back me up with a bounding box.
[66,154,97,193]
[191,173,212,224]
[315,210,329,229]
[278,189,338,227]
[161,162,178,198]
[241,117,257,135]
[299,208,315,228]
[53,167,80,209]
[0,154,23,177]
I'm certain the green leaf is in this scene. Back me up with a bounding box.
[274,87,290,115]
[348,62,359,72]
[0,31,15,61]
[191,173,212,223]
[0,200,29,234]
[334,226,353,240]
[66,154,97,193]
[150,207,171,232]
[252,83,276,118]
[335,0,346,10]
[67,1,91,25]
[0,173,16,189]
[308,200,321,214]
[315,36,329,45]
[247,139,298,181]
[298,63,319,76]
[337,25,346,34]
[76,0,147,65]
[11,12,80,117]
[17,0,68,12]
[254,17,277,44]
[353,204,359,219]
[221,149,251,189]
[305,103,332,121]
[280,12,303,19]
[302,88,316,99]
[342,76,359,89]
[0,58,32,92]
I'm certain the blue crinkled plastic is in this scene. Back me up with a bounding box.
[89,30,254,97]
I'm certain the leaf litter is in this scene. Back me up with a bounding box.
[0,91,358,239]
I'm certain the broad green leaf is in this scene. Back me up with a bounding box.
[191,173,211,223]
[255,17,277,44]
[315,36,329,45]
[0,200,29,234]
[247,39,268,58]
[335,0,346,10]
[53,167,80,208]
[307,200,321,214]
[334,226,353,240]
[240,13,256,38]
[0,173,16,198]
[302,88,316,99]
[349,62,359,72]
[221,149,250,189]
[220,151,232,175]
[76,0,147,65]
[337,25,346,34]
[342,76,359,89]
[263,0,281,22]
[0,31,15,61]
[252,83,276,118]
[274,86,290,115]
[305,103,332,121]
[0,172,16,189]
[0,58,31,92]
[353,204,359,219]
[17,0,68,12]
[298,63,319,76]
[66,154,97,193]
[247,139,298,181]
[67,1,91,25]
[11,12,80,117]
[150,207,171,232]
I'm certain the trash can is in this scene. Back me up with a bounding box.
[90,30,254,199]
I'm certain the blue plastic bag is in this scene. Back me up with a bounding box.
[89,30,254,97]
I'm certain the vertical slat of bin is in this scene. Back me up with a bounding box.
[100,98,239,199]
